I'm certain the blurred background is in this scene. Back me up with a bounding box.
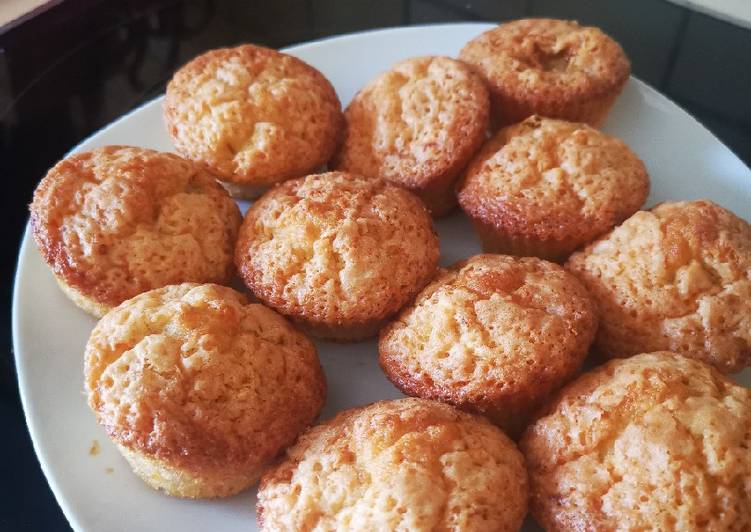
[1,0,750,529]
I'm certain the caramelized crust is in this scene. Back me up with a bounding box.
[379,254,597,434]
[521,352,751,531]
[235,172,440,340]
[458,116,648,261]
[258,398,528,531]
[30,146,242,316]
[333,56,489,216]
[460,19,630,127]
[566,200,751,373]
[164,44,343,195]
[84,283,326,497]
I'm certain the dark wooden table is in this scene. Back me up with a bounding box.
[2,0,750,529]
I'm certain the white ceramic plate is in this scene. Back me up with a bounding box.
[13,23,751,532]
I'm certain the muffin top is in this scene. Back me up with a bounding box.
[458,116,649,245]
[84,283,326,474]
[379,254,597,431]
[333,56,489,190]
[235,172,440,336]
[30,146,242,312]
[521,352,751,531]
[459,19,630,106]
[257,398,528,531]
[566,200,751,373]
[164,44,343,186]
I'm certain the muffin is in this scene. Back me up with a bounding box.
[379,254,597,435]
[84,283,326,498]
[257,398,528,531]
[29,146,242,317]
[164,44,343,198]
[332,56,489,217]
[459,18,630,127]
[566,200,751,373]
[521,352,751,531]
[457,116,649,262]
[235,171,440,341]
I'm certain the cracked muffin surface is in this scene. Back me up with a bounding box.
[379,254,597,434]
[30,146,242,317]
[164,44,343,197]
[457,116,648,261]
[332,55,489,216]
[459,18,630,126]
[235,171,440,340]
[84,283,326,498]
[566,200,751,373]
[257,398,528,532]
[521,352,751,531]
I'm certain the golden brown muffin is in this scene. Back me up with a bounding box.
[84,283,326,498]
[566,200,751,373]
[164,44,343,198]
[332,56,489,217]
[460,18,630,127]
[257,398,528,531]
[379,254,597,435]
[521,352,751,531]
[235,171,440,341]
[29,146,242,317]
[457,116,649,262]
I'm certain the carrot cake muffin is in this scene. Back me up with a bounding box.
[332,56,489,216]
[521,352,751,531]
[459,18,630,127]
[235,171,440,341]
[566,200,751,373]
[257,398,528,531]
[457,116,649,261]
[164,44,343,198]
[29,146,242,317]
[379,254,597,435]
[84,283,326,498]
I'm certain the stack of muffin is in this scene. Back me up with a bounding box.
[29,18,750,531]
